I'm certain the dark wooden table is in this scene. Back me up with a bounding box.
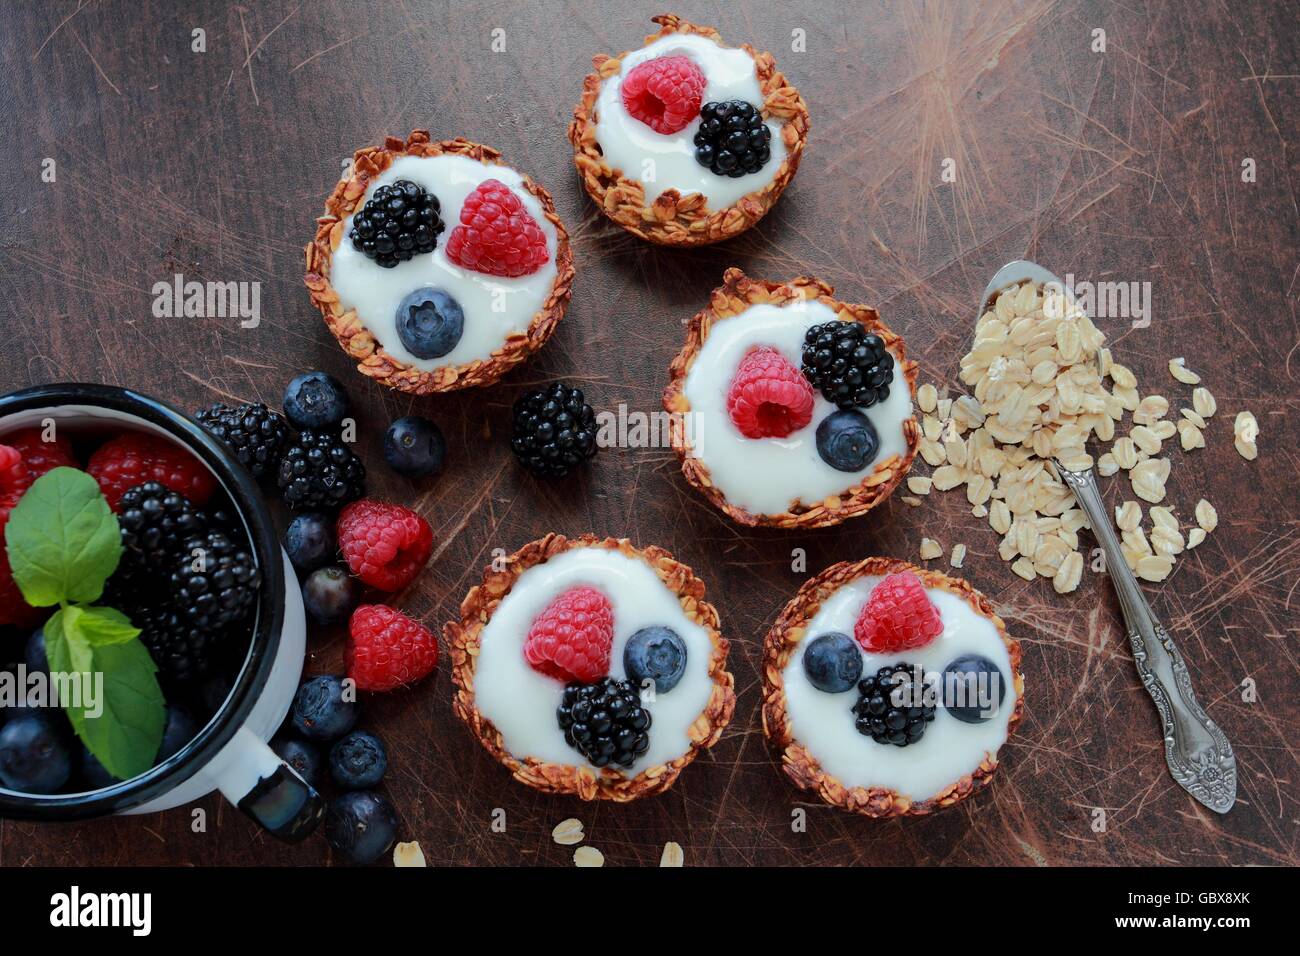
[1,0,1296,867]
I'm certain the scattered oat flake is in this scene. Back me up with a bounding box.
[950,543,967,568]
[552,818,585,846]
[1233,411,1259,460]
[1011,557,1036,581]
[660,842,684,867]
[393,841,427,867]
[1115,501,1141,532]
[1053,551,1084,594]
[1168,357,1201,385]
[1135,555,1174,582]
[1192,387,1216,418]
[901,495,923,507]
[907,476,932,495]
[574,846,605,867]
[1187,527,1206,548]
[920,537,943,560]
[1177,419,1206,451]
[1195,499,1217,533]
[917,383,938,413]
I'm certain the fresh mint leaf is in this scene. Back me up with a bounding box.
[79,639,166,780]
[46,604,165,781]
[6,467,121,606]
[42,606,93,678]
[77,605,142,647]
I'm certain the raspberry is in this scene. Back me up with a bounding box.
[336,500,433,592]
[725,346,815,439]
[347,604,439,692]
[444,179,549,278]
[1,434,77,628]
[523,585,613,683]
[87,433,216,511]
[621,55,706,134]
[854,572,943,654]
[2,428,76,480]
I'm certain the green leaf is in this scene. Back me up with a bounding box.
[5,467,121,606]
[78,639,166,780]
[43,606,93,677]
[47,605,165,781]
[77,605,142,647]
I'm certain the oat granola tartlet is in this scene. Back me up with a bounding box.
[305,131,574,394]
[569,14,810,245]
[447,534,735,801]
[663,268,920,528]
[762,557,1024,817]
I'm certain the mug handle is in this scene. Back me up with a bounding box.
[215,726,325,841]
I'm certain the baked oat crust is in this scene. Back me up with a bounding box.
[761,556,1025,817]
[568,14,811,246]
[446,534,736,801]
[663,268,920,528]
[304,131,575,394]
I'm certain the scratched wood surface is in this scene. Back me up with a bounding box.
[0,0,1296,867]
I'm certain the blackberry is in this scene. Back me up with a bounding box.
[277,429,366,511]
[557,677,651,769]
[119,482,207,562]
[107,482,208,610]
[510,382,598,479]
[693,100,771,177]
[195,402,291,480]
[170,530,261,634]
[349,179,444,268]
[852,662,936,747]
[800,321,895,410]
[136,603,219,681]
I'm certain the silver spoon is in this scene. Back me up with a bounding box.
[976,260,1237,814]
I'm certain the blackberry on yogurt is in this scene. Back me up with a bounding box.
[693,100,771,177]
[349,179,444,268]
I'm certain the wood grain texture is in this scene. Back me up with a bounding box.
[0,0,1296,867]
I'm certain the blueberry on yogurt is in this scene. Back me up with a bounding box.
[623,626,688,694]
[941,655,1006,724]
[815,409,879,472]
[396,287,464,359]
[801,632,862,693]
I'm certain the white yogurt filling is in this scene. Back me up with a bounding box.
[593,33,788,208]
[681,299,914,517]
[782,575,1018,800]
[330,154,559,371]
[473,547,716,776]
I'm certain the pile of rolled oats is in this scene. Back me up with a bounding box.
[907,279,1253,591]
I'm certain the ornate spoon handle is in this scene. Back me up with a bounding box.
[1053,460,1237,813]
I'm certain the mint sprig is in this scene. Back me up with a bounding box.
[6,467,165,781]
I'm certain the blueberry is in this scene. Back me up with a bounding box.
[81,705,197,789]
[24,627,48,675]
[815,409,879,472]
[801,632,863,693]
[395,287,464,360]
[328,730,388,789]
[158,705,197,762]
[942,655,1007,723]
[302,566,362,626]
[291,674,359,741]
[80,746,116,790]
[283,371,350,430]
[383,416,447,478]
[325,790,399,865]
[272,734,324,787]
[623,626,688,695]
[0,712,72,793]
[285,512,337,574]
